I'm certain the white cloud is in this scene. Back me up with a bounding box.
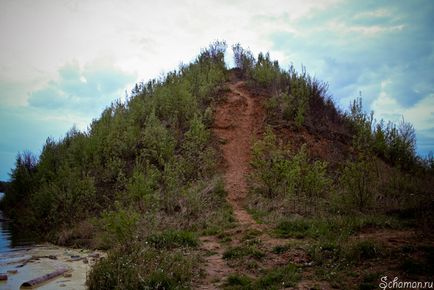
[0,0,433,178]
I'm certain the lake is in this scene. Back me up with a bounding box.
[0,192,35,254]
[0,192,99,289]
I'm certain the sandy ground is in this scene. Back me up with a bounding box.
[0,243,104,290]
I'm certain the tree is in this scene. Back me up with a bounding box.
[232,43,255,76]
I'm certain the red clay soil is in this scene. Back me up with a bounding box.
[198,78,321,289]
[213,80,263,228]
[197,79,265,289]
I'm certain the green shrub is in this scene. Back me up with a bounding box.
[345,240,382,261]
[250,129,331,200]
[100,207,139,245]
[275,219,311,238]
[339,157,378,212]
[125,162,160,204]
[251,52,280,90]
[146,230,199,249]
[232,43,255,77]
[87,245,198,290]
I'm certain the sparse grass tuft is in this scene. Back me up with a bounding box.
[146,230,199,249]
[87,244,199,290]
[256,264,301,289]
[345,240,382,261]
[224,274,253,289]
[272,244,290,254]
[223,245,265,260]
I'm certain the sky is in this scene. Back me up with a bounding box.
[0,0,433,180]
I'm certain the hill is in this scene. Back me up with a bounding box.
[1,42,433,289]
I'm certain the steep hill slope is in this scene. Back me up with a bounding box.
[1,43,433,289]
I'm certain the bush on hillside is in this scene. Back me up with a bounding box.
[250,128,331,200]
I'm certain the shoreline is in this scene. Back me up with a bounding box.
[0,243,104,289]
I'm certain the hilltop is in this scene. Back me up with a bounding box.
[1,42,433,289]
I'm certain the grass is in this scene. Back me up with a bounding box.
[223,264,301,290]
[241,229,262,241]
[256,264,301,289]
[87,244,199,290]
[309,239,382,268]
[345,240,383,261]
[358,273,380,290]
[272,244,290,254]
[223,245,265,260]
[224,274,253,289]
[146,230,199,249]
[274,215,401,240]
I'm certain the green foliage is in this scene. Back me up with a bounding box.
[87,244,198,290]
[224,265,300,290]
[349,98,417,169]
[272,244,290,254]
[225,274,253,289]
[274,215,399,240]
[345,240,382,261]
[0,151,37,209]
[223,245,265,260]
[232,43,255,77]
[140,111,176,168]
[250,128,331,199]
[179,114,215,180]
[339,156,378,212]
[100,206,139,246]
[251,52,280,90]
[146,230,198,249]
[256,264,301,289]
[125,162,160,204]
[32,166,97,229]
[2,42,227,236]
[349,98,374,151]
[275,219,311,239]
[258,61,333,129]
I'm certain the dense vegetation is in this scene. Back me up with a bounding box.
[0,181,9,193]
[1,42,236,288]
[230,45,433,216]
[1,42,433,289]
[233,45,434,289]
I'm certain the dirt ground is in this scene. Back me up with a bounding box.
[0,243,104,290]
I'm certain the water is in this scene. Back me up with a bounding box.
[0,192,97,289]
[0,192,35,254]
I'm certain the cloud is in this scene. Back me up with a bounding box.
[28,59,135,114]
[265,0,433,154]
[417,128,434,156]
[0,104,83,180]
[268,0,433,106]
[0,0,433,179]
[372,87,434,155]
[0,58,135,180]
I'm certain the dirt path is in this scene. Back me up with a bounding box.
[198,78,266,289]
[213,80,262,228]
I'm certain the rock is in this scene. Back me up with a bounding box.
[82,258,88,264]
[7,269,18,274]
[48,255,57,260]
[88,253,100,259]
[63,273,72,278]
[0,273,7,280]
